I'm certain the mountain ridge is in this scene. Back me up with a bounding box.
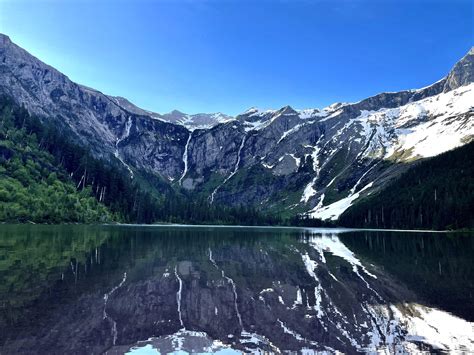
[0,32,472,221]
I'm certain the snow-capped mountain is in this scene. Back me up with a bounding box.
[107,96,234,130]
[160,110,234,130]
[0,32,472,219]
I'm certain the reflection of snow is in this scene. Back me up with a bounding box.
[303,233,377,278]
[110,229,474,354]
[240,330,281,353]
[302,231,474,352]
[125,329,241,354]
[208,248,243,329]
[301,253,324,318]
[364,303,474,353]
[174,266,184,328]
[391,304,474,352]
[103,272,127,346]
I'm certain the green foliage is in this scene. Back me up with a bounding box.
[0,99,114,223]
[339,142,474,230]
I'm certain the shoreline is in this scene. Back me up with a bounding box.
[0,222,470,233]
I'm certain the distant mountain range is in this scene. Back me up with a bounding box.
[0,32,472,222]
[108,95,234,130]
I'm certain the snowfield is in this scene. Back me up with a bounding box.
[355,83,474,160]
[305,82,473,219]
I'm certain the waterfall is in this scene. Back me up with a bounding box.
[349,160,381,196]
[114,116,134,178]
[209,135,246,203]
[178,132,193,185]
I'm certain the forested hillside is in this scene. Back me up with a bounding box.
[0,97,282,225]
[0,100,115,223]
[339,142,474,230]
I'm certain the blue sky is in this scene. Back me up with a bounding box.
[0,0,472,115]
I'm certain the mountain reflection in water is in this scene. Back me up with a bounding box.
[0,225,472,354]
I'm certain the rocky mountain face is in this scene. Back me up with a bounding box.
[0,34,189,180]
[1,32,473,219]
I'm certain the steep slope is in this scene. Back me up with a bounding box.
[0,99,114,223]
[0,32,472,222]
[338,141,474,230]
[0,33,189,182]
[305,82,473,220]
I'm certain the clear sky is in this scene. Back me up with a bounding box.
[0,0,472,115]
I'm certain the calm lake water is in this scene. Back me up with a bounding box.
[0,225,473,354]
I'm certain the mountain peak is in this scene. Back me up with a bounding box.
[444,46,474,92]
[0,33,12,47]
[279,105,297,114]
[243,107,259,114]
[169,109,186,116]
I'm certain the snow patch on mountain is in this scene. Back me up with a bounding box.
[304,82,473,219]
[163,111,235,130]
[309,182,373,220]
[353,83,474,160]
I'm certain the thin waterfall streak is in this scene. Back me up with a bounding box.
[179,132,193,185]
[210,135,246,203]
[350,160,381,196]
[114,116,134,178]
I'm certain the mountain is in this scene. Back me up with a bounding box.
[0,32,473,223]
[107,96,234,130]
[339,141,474,230]
[160,110,234,130]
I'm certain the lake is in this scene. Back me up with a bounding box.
[0,225,473,354]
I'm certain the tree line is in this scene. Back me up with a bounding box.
[339,141,474,230]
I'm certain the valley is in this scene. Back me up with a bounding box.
[0,33,473,229]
